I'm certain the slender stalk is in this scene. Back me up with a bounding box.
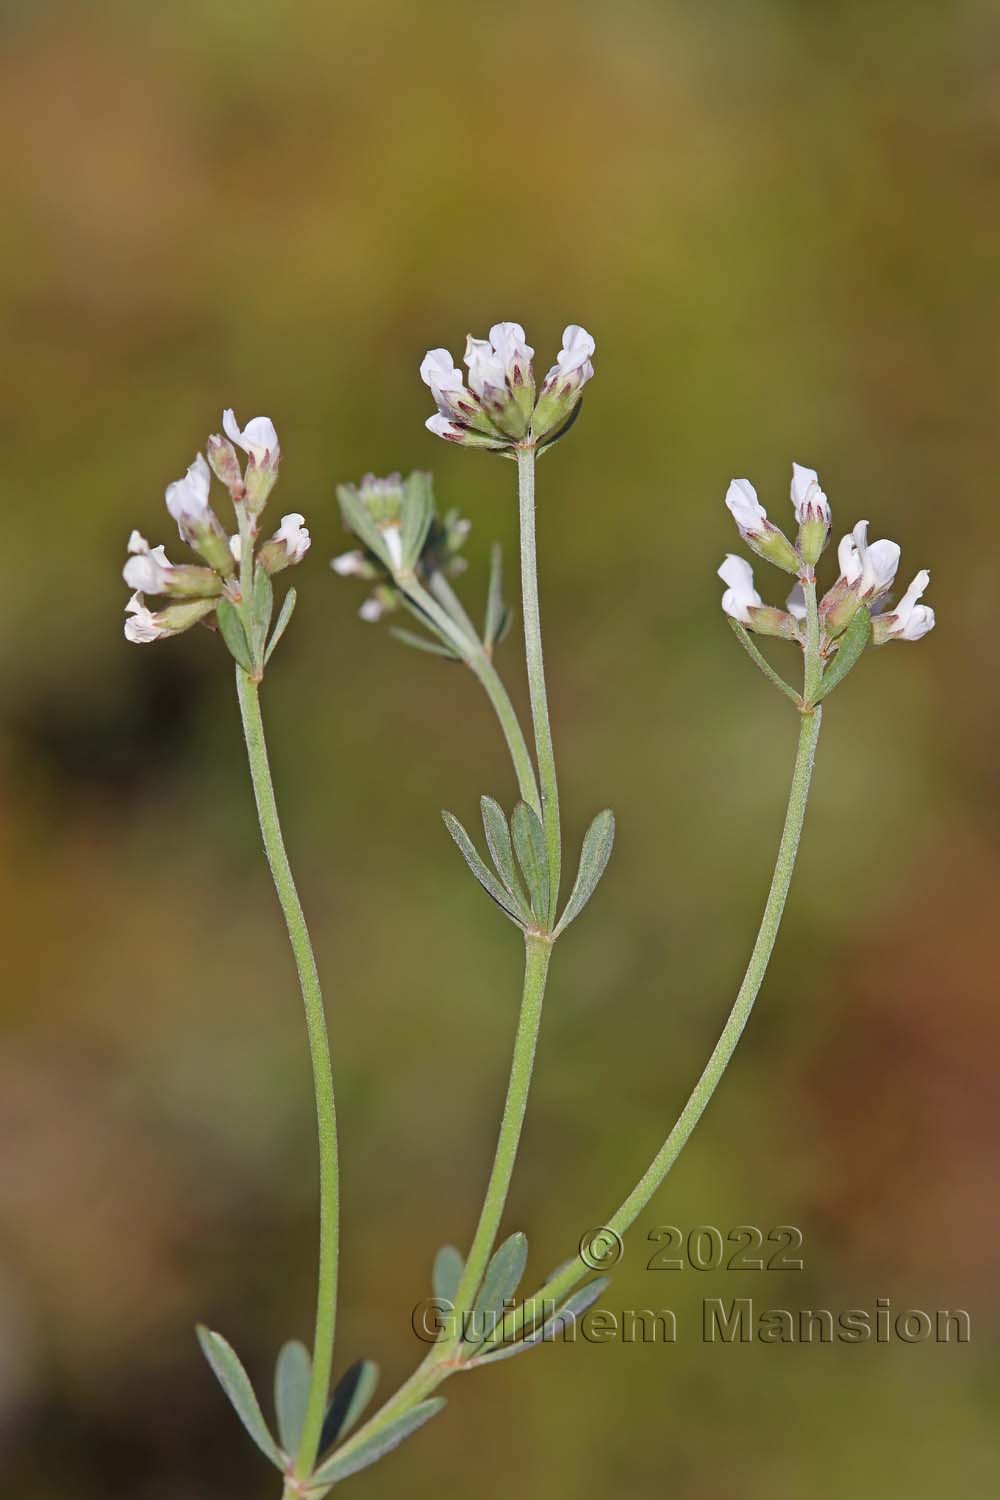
[497,699,823,1342]
[516,446,561,921]
[235,669,340,1479]
[404,575,542,818]
[448,935,552,1322]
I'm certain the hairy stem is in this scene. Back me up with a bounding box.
[236,669,340,1478]
[517,446,561,922]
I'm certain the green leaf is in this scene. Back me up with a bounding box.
[728,620,801,705]
[265,587,297,664]
[480,797,531,916]
[401,471,434,569]
[274,1339,311,1458]
[473,1277,610,1364]
[309,1397,446,1486]
[484,543,507,648]
[389,626,461,660]
[215,598,255,674]
[510,802,550,923]
[553,810,616,936]
[251,565,274,655]
[441,812,525,928]
[465,1231,529,1349]
[319,1359,380,1453]
[432,1244,465,1305]
[813,606,872,703]
[196,1325,283,1468]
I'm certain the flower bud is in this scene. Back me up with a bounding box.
[257,513,311,574]
[790,462,831,567]
[724,479,800,574]
[206,433,245,497]
[164,454,235,576]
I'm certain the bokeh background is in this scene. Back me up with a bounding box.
[1,1,998,1495]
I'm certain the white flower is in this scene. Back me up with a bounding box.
[790,462,831,525]
[541,324,595,391]
[489,321,533,381]
[718,554,763,624]
[123,592,167,643]
[837,520,900,600]
[359,595,386,622]
[420,349,470,421]
[332,549,368,576]
[273,512,311,563]
[380,522,403,570]
[725,478,768,538]
[881,569,935,641]
[464,336,508,398]
[229,533,242,562]
[123,532,173,594]
[786,582,807,620]
[222,409,279,466]
[165,454,212,529]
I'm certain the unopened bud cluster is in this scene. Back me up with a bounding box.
[122,409,309,649]
[420,322,595,453]
[332,471,470,623]
[718,461,935,665]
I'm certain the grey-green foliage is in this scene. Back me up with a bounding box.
[510,802,549,921]
[196,1326,283,1468]
[814,605,872,701]
[554,810,615,935]
[432,1244,465,1304]
[472,1276,610,1364]
[441,810,527,927]
[309,1398,447,1487]
[274,1339,311,1458]
[215,597,255,674]
[464,1231,529,1351]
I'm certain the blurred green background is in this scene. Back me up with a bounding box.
[1,1,997,1495]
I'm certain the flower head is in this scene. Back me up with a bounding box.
[123,591,216,644]
[165,454,213,529]
[790,462,831,566]
[123,532,172,594]
[421,322,595,453]
[257,513,311,574]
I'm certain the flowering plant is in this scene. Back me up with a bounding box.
[123,327,933,1495]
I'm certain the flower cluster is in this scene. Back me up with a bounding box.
[332,471,469,622]
[420,322,595,452]
[122,410,309,645]
[718,462,935,652]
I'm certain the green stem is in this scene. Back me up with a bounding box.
[235,669,340,1479]
[516,446,561,923]
[404,575,542,818]
[448,935,552,1323]
[803,574,822,704]
[495,700,823,1342]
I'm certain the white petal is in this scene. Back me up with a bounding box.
[222,410,277,463]
[359,596,384,622]
[274,512,310,561]
[898,604,935,640]
[464,334,506,396]
[332,549,367,576]
[717,553,762,623]
[164,454,212,526]
[425,413,465,441]
[230,533,242,561]
[222,408,241,446]
[557,324,596,371]
[419,348,463,391]
[127,529,149,554]
[381,523,403,570]
[866,539,901,594]
[725,477,767,533]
